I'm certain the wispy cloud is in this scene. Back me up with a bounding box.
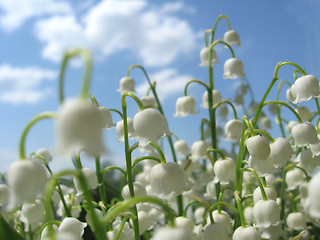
[0,64,56,104]
[136,68,192,101]
[33,0,197,67]
[0,0,72,33]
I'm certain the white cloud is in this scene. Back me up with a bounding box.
[0,64,56,104]
[34,0,197,67]
[136,68,192,101]
[0,0,72,32]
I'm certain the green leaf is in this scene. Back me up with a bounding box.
[0,214,25,240]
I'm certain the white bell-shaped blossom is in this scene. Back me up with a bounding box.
[73,168,98,194]
[253,186,277,203]
[8,159,47,203]
[149,162,192,200]
[0,184,10,206]
[234,94,244,105]
[244,206,254,225]
[190,140,211,160]
[297,148,320,174]
[223,30,241,46]
[223,58,246,79]
[116,118,137,142]
[85,208,103,232]
[290,75,320,104]
[307,171,320,218]
[213,157,236,185]
[233,226,260,240]
[118,76,135,92]
[194,207,206,224]
[204,180,217,200]
[98,106,115,129]
[57,195,82,218]
[224,119,243,142]
[286,88,295,102]
[20,199,45,226]
[133,108,171,147]
[175,217,194,233]
[201,90,222,108]
[152,226,193,240]
[286,212,307,231]
[58,217,87,238]
[246,135,271,160]
[295,106,312,121]
[259,222,284,240]
[249,156,278,176]
[122,182,147,200]
[57,98,105,156]
[285,168,306,191]
[270,137,293,168]
[259,116,272,130]
[291,122,319,147]
[203,222,230,240]
[174,96,198,117]
[35,148,53,163]
[199,47,218,66]
[174,140,191,156]
[140,96,156,108]
[137,210,156,234]
[253,200,280,228]
[212,210,232,234]
[107,218,134,240]
[286,121,298,134]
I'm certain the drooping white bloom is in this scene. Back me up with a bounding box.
[310,134,320,157]
[295,106,312,121]
[244,207,254,225]
[0,184,10,206]
[291,122,319,147]
[253,200,280,228]
[20,199,45,226]
[213,157,236,185]
[175,217,194,233]
[246,135,271,160]
[98,106,115,129]
[199,47,218,66]
[149,162,192,200]
[212,210,232,234]
[290,75,320,104]
[307,171,320,218]
[140,96,156,108]
[107,218,134,240]
[8,159,47,203]
[201,90,222,108]
[297,148,320,174]
[152,226,193,240]
[174,96,198,117]
[174,140,191,156]
[116,118,137,142]
[204,180,217,200]
[118,76,135,92]
[137,210,156,234]
[122,182,147,200]
[85,208,103,232]
[190,140,211,160]
[259,116,272,130]
[269,137,293,168]
[286,212,307,231]
[224,119,243,142]
[57,98,105,156]
[58,217,87,238]
[35,148,53,163]
[57,195,82,218]
[286,121,298,134]
[194,207,206,224]
[233,226,260,240]
[224,30,241,46]
[248,156,278,176]
[133,108,171,147]
[286,168,306,191]
[203,222,230,240]
[223,58,246,79]
[253,186,277,203]
[73,168,98,194]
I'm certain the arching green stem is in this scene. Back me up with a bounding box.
[38,221,61,240]
[59,48,92,103]
[213,99,238,119]
[183,200,201,217]
[109,109,123,119]
[207,149,225,159]
[242,168,268,201]
[263,101,302,123]
[89,93,99,107]
[184,79,210,96]
[200,118,210,141]
[242,116,256,136]
[132,156,161,169]
[209,15,232,45]
[102,166,126,176]
[253,129,275,143]
[149,142,166,163]
[19,112,57,160]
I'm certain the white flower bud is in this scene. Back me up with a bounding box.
[213,157,236,185]
[152,226,193,240]
[8,159,47,203]
[259,116,272,130]
[20,199,44,225]
[224,119,243,142]
[122,182,147,200]
[73,168,98,194]
[246,135,270,160]
[174,140,191,156]
[149,162,192,200]
[307,171,320,218]
[253,200,280,228]
[137,210,155,234]
[297,148,320,174]
[223,30,241,46]
[244,206,254,225]
[201,90,222,109]
[85,208,103,232]
[212,210,232,234]
[140,96,156,108]
[249,156,278,176]
[204,180,217,200]
[118,76,135,92]
[174,96,198,117]
[286,168,306,191]
[116,118,137,142]
[286,212,307,231]
[133,108,171,147]
[98,106,115,129]
[58,217,87,238]
[199,47,218,66]
[291,122,319,147]
[223,58,246,79]
[203,222,229,240]
[253,186,277,203]
[190,140,211,160]
[174,217,194,232]
[270,137,293,168]
[0,184,10,206]
[233,226,260,240]
[36,148,53,163]
[290,75,320,104]
[295,106,312,121]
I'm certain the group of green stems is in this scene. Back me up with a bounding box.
[13,15,319,239]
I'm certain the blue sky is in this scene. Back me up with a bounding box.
[1,0,320,172]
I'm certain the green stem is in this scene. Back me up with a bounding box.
[90,93,99,107]
[213,99,238,119]
[242,168,268,200]
[210,15,232,44]
[38,221,61,240]
[109,109,123,119]
[95,156,108,209]
[149,142,166,163]
[19,112,57,159]
[183,200,201,217]
[184,79,210,96]
[114,217,129,240]
[207,149,225,159]
[263,101,303,123]
[102,166,126,176]
[234,191,246,228]
[242,116,256,136]
[59,48,92,103]
[131,156,161,169]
